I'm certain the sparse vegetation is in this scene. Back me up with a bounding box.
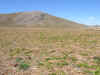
[0,28,100,75]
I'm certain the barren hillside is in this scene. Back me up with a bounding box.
[0,11,85,28]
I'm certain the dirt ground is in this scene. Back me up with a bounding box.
[0,27,100,75]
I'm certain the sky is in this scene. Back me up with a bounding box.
[0,0,100,25]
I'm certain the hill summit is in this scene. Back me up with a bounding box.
[0,11,85,27]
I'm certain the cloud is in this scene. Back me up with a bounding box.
[86,16,97,25]
[75,16,97,25]
[46,8,49,10]
[67,16,100,25]
[88,16,96,21]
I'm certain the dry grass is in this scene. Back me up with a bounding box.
[0,27,100,75]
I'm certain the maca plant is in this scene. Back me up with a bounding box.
[19,62,30,70]
[9,48,33,71]
[38,54,69,70]
[15,57,30,70]
[16,57,23,63]
[93,56,100,64]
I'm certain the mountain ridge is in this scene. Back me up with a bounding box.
[0,11,85,28]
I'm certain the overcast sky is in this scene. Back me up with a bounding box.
[0,0,100,25]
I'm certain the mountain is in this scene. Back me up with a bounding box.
[0,11,85,28]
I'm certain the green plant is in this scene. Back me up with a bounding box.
[19,62,30,70]
[56,61,68,67]
[45,57,63,61]
[45,55,67,61]
[84,70,93,74]
[77,62,90,68]
[38,61,44,66]
[16,57,23,63]
[45,62,53,69]
[94,68,100,75]
[49,71,66,75]
[70,56,77,62]
[93,56,100,64]
[49,73,57,75]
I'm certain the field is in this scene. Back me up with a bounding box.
[0,27,100,75]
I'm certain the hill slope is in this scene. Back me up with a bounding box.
[0,11,85,27]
